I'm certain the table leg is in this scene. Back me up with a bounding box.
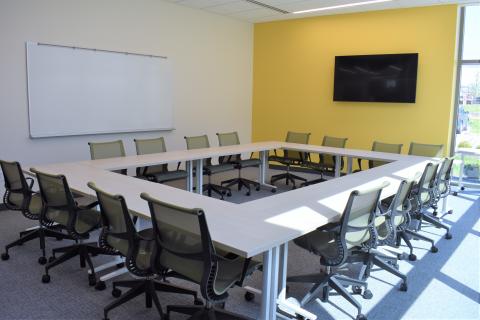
[258,150,277,191]
[261,247,279,320]
[459,153,465,191]
[335,155,341,178]
[195,159,203,195]
[186,161,193,192]
[347,157,353,174]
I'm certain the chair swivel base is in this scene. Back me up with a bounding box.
[287,272,368,320]
[2,226,72,264]
[104,278,201,320]
[203,183,232,200]
[167,302,253,320]
[221,176,260,196]
[42,242,108,286]
[270,172,307,189]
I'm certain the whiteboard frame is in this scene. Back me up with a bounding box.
[26,41,174,138]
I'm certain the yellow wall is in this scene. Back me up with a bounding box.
[252,5,459,156]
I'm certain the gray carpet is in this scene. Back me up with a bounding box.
[0,168,479,320]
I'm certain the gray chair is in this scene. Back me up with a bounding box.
[287,181,389,320]
[216,132,260,196]
[141,192,260,320]
[357,141,403,171]
[408,142,444,157]
[134,137,187,183]
[185,135,234,200]
[88,140,127,175]
[32,169,107,286]
[302,135,348,186]
[0,160,70,264]
[87,182,199,320]
[269,131,311,189]
[431,157,454,216]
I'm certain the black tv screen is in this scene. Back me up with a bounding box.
[333,53,418,103]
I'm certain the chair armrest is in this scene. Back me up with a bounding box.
[317,222,341,233]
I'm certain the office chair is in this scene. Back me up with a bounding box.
[184,135,234,200]
[302,135,348,186]
[216,132,260,196]
[269,131,311,189]
[88,140,127,175]
[431,157,454,216]
[134,137,187,183]
[287,181,390,320]
[32,169,109,285]
[357,141,403,171]
[0,160,71,263]
[141,192,261,320]
[408,142,444,157]
[87,183,200,320]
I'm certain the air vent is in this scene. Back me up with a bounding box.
[243,0,290,14]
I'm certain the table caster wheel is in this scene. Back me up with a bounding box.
[112,288,122,298]
[362,289,373,299]
[227,191,232,197]
[255,186,261,191]
[246,192,251,196]
[445,232,452,240]
[356,314,367,320]
[38,256,47,265]
[88,274,96,286]
[245,291,255,301]
[408,254,417,261]
[1,253,9,261]
[48,256,56,263]
[271,188,277,193]
[431,246,438,253]
[95,281,106,291]
[42,274,51,283]
[447,210,453,214]
[400,282,408,292]
[352,286,362,295]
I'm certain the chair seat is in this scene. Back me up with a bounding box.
[294,230,340,261]
[204,163,235,174]
[46,208,101,234]
[237,158,261,168]
[269,155,302,166]
[7,192,43,215]
[151,170,188,183]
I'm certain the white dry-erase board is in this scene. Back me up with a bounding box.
[26,42,174,138]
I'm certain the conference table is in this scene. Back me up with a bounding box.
[28,141,432,320]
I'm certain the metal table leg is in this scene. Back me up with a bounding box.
[335,155,341,178]
[347,157,353,174]
[186,161,193,192]
[195,159,203,195]
[258,150,277,191]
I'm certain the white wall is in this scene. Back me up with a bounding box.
[0,0,253,192]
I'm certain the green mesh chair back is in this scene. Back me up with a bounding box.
[284,131,310,161]
[185,135,212,167]
[0,160,41,218]
[134,137,168,176]
[141,192,228,299]
[415,162,439,208]
[408,142,444,157]
[369,141,403,168]
[321,136,348,169]
[341,182,388,250]
[89,140,126,160]
[216,132,241,164]
[435,157,454,197]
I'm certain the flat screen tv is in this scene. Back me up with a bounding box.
[333,53,418,103]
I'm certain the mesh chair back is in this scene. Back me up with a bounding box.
[408,142,443,157]
[134,137,168,176]
[217,132,241,164]
[321,136,348,169]
[185,135,212,167]
[284,131,310,161]
[32,170,73,209]
[87,182,136,252]
[436,157,454,197]
[341,182,388,249]
[0,160,31,210]
[141,192,216,297]
[88,140,126,160]
[416,162,439,207]
[369,141,403,168]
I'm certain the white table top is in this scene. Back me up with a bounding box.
[29,142,432,258]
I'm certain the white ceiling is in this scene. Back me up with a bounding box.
[165,0,479,22]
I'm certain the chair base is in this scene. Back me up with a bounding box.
[2,226,72,263]
[104,278,200,320]
[221,175,260,196]
[203,183,232,200]
[270,171,307,189]
[167,303,253,320]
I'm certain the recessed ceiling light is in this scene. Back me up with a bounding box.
[293,0,394,14]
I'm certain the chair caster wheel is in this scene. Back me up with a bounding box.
[227,192,232,197]
[88,274,96,286]
[116,263,124,268]
[445,233,452,240]
[246,192,251,196]
[292,186,296,190]
[56,236,63,241]
[352,286,362,295]
[95,281,106,291]
[356,314,367,320]
[255,186,261,191]
[400,282,408,292]
[431,246,438,253]
[42,274,51,283]
[112,288,122,298]
[461,186,465,191]
[1,253,9,261]
[295,315,305,320]
[362,289,373,300]
[271,188,277,193]
[244,291,255,302]
[194,298,203,305]
[48,256,56,263]
[447,210,453,214]
[38,256,47,265]
[408,254,417,261]
[432,211,438,217]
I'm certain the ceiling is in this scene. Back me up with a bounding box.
[165,0,478,22]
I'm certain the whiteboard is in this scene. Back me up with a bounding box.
[26,42,173,138]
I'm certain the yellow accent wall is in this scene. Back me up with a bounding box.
[252,5,458,157]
